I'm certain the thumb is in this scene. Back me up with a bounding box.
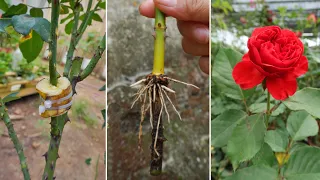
[154,0,209,23]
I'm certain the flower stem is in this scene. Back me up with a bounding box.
[265,92,271,127]
[49,0,60,86]
[0,99,30,180]
[152,8,166,75]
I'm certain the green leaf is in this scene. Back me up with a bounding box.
[0,19,11,33]
[2,4,27,17]
[19,30,43,63]
[286,110,318,141]
[284,88,320,118]
[60,4,69,14]
[65,20,74,34]
[227,114,266,169]
[101,109,106,129]
[264,130,289,152]
[11,14,50,42]
[92,13,103,22]
[0,0,8,11]
[99,85,106,91]
[211,109,246,147]
[98,1,106,9]
[284,147,320,180]
[212,46,254,100]
[2,92,20,103]
[85,158,92,165]
[30,8,44,17]
[252,143,278,167]
[61,13,73,24]
[225,165,278,180]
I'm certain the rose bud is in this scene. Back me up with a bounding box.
[240,17,247,24]
[295,31,302,38]
[232,26,308,100]
[307,13,317,24]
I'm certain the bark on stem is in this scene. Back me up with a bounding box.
[150,89,165,176]
[42,114,68,180]
[0,99,30,180]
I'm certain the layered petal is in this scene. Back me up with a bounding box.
[232,60,265,89]
[293,55,308,77]
[266,74,297,100]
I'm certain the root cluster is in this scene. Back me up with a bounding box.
[130,74,199,157]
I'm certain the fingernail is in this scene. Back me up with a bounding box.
[196,28,209,44]
[155,0,176,7]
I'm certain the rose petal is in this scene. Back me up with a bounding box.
[251,26,281,37]
[293,55,308,77]
[266,75,297,100]
[232,60,265,89]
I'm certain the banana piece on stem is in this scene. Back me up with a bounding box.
[36,77,73,118]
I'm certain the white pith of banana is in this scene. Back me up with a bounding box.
[36,77,73,118]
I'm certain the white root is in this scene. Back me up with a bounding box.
[130,75,199,154]
[164,77,200,89]
[161,85,175,93]
[138,90,148,147]
[153,84,156,102]
[148,88,153,128]
[154,92,163,157]
[131,80,153,109]
[162,88,182,121]
[130,78,146,87]
[158,84,170,124]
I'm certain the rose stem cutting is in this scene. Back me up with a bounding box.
[130,7,199,176]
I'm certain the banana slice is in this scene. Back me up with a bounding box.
[36,77,73,118]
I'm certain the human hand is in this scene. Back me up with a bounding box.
[139,0,209,74]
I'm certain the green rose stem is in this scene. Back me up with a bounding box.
[0,99,31,180]
[48,0,60,86]
[42,34,106,180]
[150,8,166,176]
[265,92,271,127]
[63,0,99,77]
[42,0,61,179]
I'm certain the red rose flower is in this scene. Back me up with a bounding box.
[232,26,308,100]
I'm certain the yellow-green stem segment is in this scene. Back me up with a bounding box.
[152,8,166,75]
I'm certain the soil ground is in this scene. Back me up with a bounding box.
[0,76,106,180]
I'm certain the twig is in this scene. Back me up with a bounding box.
[80,34,106,80]
[0,99,30,180]
[63,1,81,77]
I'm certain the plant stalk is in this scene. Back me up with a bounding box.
[80,34,106,80]
[265,92,271,127]
[49,0,60,86]
[63,1,81,77]
[150,89,165,176]
[152,8,166,75]
[0,99,30,180]
[42,114,68,180]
